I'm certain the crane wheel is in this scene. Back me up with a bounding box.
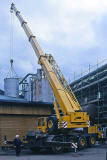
[47,116,58,133]
[51,136,64,153]
[78,136,87,149]
[88,136,96,147]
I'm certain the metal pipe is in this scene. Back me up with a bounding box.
[19,73,37,84]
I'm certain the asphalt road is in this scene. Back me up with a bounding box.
[0,144,107,160]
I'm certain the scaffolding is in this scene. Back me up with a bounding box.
[70,60,107,126]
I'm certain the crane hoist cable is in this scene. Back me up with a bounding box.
[6,10,18,78]
[10,8,14,60]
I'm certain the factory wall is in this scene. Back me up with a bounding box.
[0,101,53,146]
[0,115,38,146]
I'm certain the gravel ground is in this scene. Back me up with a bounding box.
[0,144,107,160]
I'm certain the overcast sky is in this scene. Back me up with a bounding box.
[0,0,107,89]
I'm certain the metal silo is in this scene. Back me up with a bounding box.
[4,78,19,98]
[41,78,54,103]
[32,77,54,103]
[4,59,19,98]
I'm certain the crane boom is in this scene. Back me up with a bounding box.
[11,3,82,115]
[11,4,90,130]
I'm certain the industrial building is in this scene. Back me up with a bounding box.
[70,63,107,126]
[20,68,54,103]
[0,60,54,146]
[0,100,52,146]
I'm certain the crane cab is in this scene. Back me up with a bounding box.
[37,117,47,133]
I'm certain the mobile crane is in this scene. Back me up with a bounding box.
[10,3,103,153]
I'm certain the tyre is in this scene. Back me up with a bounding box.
[51,136,64,153]
[47,116,58,133]
[64,137,74,152]
[28,137,36,145]
[88,136,96,147]
[78,136,87,149]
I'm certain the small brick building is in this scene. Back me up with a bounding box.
[0,100,53,146]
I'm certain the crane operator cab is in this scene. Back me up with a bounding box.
[37,117,47,133]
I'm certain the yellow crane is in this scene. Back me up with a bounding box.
[11,3,103,153]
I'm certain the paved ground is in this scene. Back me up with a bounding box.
[0,144,107,160]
